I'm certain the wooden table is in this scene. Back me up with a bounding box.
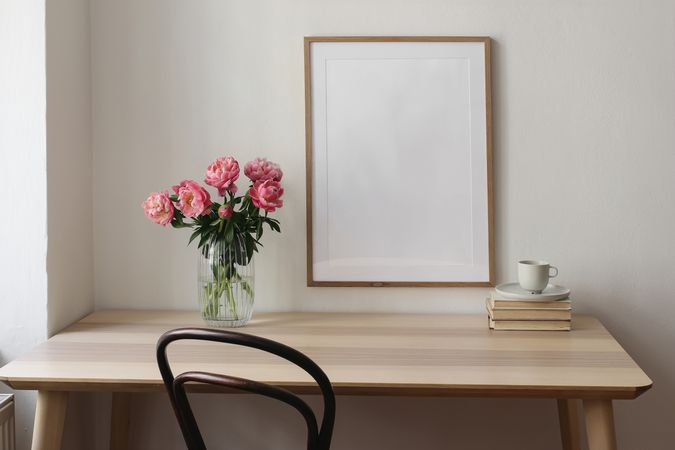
[0,310,652,450]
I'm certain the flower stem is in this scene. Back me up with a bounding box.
[225,280,238,320]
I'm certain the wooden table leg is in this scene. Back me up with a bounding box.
[584,399,618,450]
[31,391,68,450]
[110,393,131,450]
[557,399,581,450]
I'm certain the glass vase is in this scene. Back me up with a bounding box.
[198,234,254,327]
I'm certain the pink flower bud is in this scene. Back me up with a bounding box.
[218,205,233,219]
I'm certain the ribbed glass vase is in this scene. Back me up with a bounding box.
[198,234,254,327]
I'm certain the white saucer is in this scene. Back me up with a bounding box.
[495,283,570,301]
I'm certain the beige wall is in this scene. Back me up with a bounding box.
[87,0,675,448]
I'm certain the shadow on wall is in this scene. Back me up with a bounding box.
[108,394,561,450]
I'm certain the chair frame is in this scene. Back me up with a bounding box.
[156,328,335,450]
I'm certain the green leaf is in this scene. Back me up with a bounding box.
[249,234,263,246]
[244,233,255,262]
[268,221,280,233]
[224,221,234,244]
[188,229,201,246]
[171,215,183,227]
[171,218,192,229]
[198,231,211,249]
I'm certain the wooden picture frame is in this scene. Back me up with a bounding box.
[305,36,494,287]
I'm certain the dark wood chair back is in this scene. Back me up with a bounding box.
[156,328,336,450]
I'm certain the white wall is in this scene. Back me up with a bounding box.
[46,0,94,337]
[0,1,48,448]
[87,0,675,448]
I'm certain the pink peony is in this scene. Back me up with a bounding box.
[205,156,240,196]
[244,158,283,183]
[142,190,174,226]
[172,180,212,217]
[218,205,233,219]
[249,180,284,213]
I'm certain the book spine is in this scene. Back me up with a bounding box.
[489,310,571,321]
[489,297,571,309]
[486,300,571,320]
[489,317,571,331]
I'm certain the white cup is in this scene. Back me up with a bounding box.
[518,260,558,294]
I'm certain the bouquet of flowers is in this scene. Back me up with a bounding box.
[142,156,284,326]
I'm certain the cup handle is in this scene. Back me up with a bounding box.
[549,266,558,278]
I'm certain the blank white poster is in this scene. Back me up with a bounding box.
[307,39,491,284]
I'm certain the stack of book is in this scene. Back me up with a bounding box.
[486,291,571,331]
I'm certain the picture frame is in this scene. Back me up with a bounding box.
[305,36,494,287]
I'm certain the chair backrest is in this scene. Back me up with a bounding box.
[156,328,336,450]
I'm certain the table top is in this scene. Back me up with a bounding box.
[0,310,652,399]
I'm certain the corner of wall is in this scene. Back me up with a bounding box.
[46,0,95,336]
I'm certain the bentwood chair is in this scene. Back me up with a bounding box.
[156,328,336,450]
